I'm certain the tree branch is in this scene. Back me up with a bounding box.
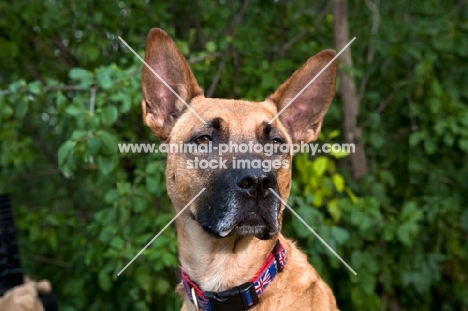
[334,0,368,179]
[29,36,74,69]
[52,34,79,67]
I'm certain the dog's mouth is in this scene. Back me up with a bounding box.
[202,212,278,240]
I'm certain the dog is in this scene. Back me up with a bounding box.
[141,28,339,311]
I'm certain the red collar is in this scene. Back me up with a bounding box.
[181,240,287,311]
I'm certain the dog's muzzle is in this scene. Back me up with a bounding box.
[197,163,282,240]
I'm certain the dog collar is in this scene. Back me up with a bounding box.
[181,240,287,311]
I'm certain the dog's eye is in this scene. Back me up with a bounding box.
[194,135,212,144]
[271,138,284,144]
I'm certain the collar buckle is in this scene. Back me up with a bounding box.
[204,281,259,311]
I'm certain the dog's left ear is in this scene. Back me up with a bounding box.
[268,50,337,143]
[142,28,203,141]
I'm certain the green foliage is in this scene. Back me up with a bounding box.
[1,0,467,310]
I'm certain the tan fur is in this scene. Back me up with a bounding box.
[142,28,339,310]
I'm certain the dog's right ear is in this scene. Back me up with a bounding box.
[268,50,337,144]
[142,28,203,141]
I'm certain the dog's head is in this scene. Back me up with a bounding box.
[142,28,337,241]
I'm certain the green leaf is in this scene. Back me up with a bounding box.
[146,176,159,193]
[117,182,131,195]
[429,97,441,114]
[206,41,217,53]
[397,222,418,246]
[379,170,396,187]
[430,79,443,96]
[96,67,113,90]
[87,136,101,154]
[331,226,349,244]
[332,173,345,192]
[401,201,424,222]
[360,270,376,294]
[15,99,28,119]
[368,132,384,148]
[328,130,340,139]
[409,131,425,146]
[28,81,42,95]
[84,45,100,62]
[72,130,88,140]
[459,139,468,152]
[329,149,350,159]
[176,40,189,55]
[69,68,93,88]
[312,192,323,207]
[146,162,159,174]
[98,270,112,292]
[424,137,436,154]
[97,155,118,175]
[262,72,278,89]
[66,105,85,117]
[2,105,13,118]
[69,68,88,80]
[351,250,364,268]
[120,93,132,113]
[117,204,130,224]
[111,93,132,113]
[8,79,26,93]
[48,231,58,250]
[273,59,294,71]
[104,189,119,204]
[312,156,328,176]
[131,196,146,213]
[161,253,177,267]
[345,187,359,204]
[327,199,341,221]
[56,91,67,110]
[110,237,124,250]
[58,140,74,167]
[100,131,118,155]
[101,106,118,126]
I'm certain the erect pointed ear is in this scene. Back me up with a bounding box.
[268,50,337,143]
[142,28,203,141]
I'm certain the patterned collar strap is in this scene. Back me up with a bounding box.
[181,240,287,311]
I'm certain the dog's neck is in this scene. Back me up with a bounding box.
[176,218,278,292]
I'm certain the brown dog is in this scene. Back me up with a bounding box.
[142,28,339,311]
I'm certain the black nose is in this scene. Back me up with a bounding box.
[236,169,277,198]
